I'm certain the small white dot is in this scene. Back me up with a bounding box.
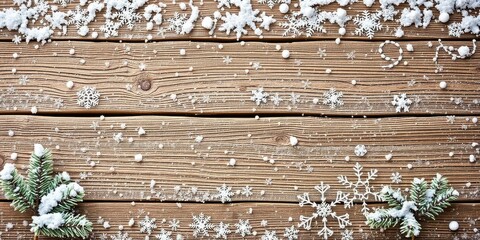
[439,81,447,89]
[282,50,290,59]
[449,221,459,231]
[69,48,75,55]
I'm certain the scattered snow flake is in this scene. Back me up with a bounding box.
[283,225,299,240]
[139,215,157,235]
[289,92,301,105]
[12,35,22,44]
[258,0,286,9]
[235,219,253,237]
[346,50,356,60]
[18,75,29,85]
[216,0,233,8]
[391,93,413,113]
[155,228,172,240]
[448,22,463,37]
[100,20,121,37]
[223,56,233,64]
[110,231,132,240]
[214,222,231,239]
[251,87,269,105]
[241,185,253,197]
[341,229,354,240]
[167,12,187,34]
[261,230,278,240]
[317,48,327,58]
[280,15,303,37]
[168,219,180,231]
[380,5,398,21]
[251,61,262,70]
[113,6,141,30]
[218,0,262,40]
[77,86,100,109]
[270,93,283,106]
[190,213,214,237]
[354,144,367,157]
[322,88,344,109]
[337,162,381,216]
[53,98,64,109]
[215,183,234,203]
[53,0,72,7]
[353,11,382,39]
[446,115,456,124]
[298,182,352,239]
[390,172,402,183]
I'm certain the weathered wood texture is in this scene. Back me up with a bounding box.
[0,202,478,239]
[1,115,478,202]
[0,1,477,41]
[0,40,479,116]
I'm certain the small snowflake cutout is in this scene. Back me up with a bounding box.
[353,11,382,39]
[323,88,344,109]
[235,219,253,237]
[190,213,214,237]
[215,183,234,203]
[139,215,157,235]
[77,86,100,109]
[391,93,413,112]
[251,87,269,105]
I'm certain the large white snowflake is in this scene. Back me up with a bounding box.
[77,86,100,109]
[261,230,279,240]
[251,87,269,105]
[139,215,157,235]
[337,162,382,216]
[214,222,231,239]
[215,183,234,203]
[190,213,214,237]
[155,228,172,240]
[110,231,132,240]
[218,0,262,40]
[298,182,352,239]
[353,11,382,39]
[234,219,252,237]
[322,88,344,109]
[391,93,413,112]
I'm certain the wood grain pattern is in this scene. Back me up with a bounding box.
[0,202,478,239]
[1,115,478,202]
[0,1,477,41]
[0,40,479,116]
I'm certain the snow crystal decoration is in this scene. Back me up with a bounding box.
[258,0,288,9]
[234,219,253,237]
[322,88,344,109]
[341,229,353,240]
[337,162,382,216]
[215,183,234,203]
[77,86,100,109]
[139,215,157,235]
[353,11,382,39]
[218,0,263,40]
[167,3,199,34]
[251,87,269,105]
[190,213,214,237]
[155,228,172,240]
[110,231,132,240]
[214,222,231,239]
[391,93,413,113]
[298,182,352,239]
[391,172,402,183]
[261,230,279,240]
[354,144,367,157]
[283,226,299,240]
[379,40,403,69]
[168,219,180,231]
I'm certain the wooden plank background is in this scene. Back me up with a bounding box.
[0,0,479,239]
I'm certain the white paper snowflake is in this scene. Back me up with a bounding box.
[215,183,234,203]
[110,231,132,240]
[390,172,402,183]
[353,11,382,39]
[298,182,352,239]
[167,12,187,34]
[251,87,269,105]
[155,228,172,240]
[261,230,279,240]
[77,86,100,109]
[283,225,299,240]
[257,0,288,9]
[354,144,367,157]
[100,20,121,37]
[270,93,283,106]
[341,229,353,240]
[18,75,29,85]
[391,93,413,112]
[168,219,180,231]
[218,0,262,40]
[190,213,214,237]
[337,162,382,216]
[234,219,252,237]
[214,222,231,239]
[241,185,253,197]
[139,215,157,235]
[323,88,344,109]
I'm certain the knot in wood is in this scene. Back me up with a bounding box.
[274,134,289,145]
[139,79,151,91]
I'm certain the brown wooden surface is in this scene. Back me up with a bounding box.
[0,40,479,116]
[0,202,479,239]
[0,115,478,203]
[0,1,477,41]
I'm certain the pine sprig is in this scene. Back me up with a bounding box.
[366,174,458,239]
[0,144,92,239]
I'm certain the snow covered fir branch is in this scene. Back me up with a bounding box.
[0,144,92,239]
[0,0,480,44]
[366,174,459,239]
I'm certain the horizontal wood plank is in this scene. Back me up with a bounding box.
[0,202,478,239]
[0,1,476,42]
[0,40,479,116]
[1,115,479,202]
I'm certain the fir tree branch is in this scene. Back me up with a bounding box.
[400,215,421,238]
[380,186,404,208]
[32,212,92,239]
[27,145,54,207]
[0,164,33,212]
